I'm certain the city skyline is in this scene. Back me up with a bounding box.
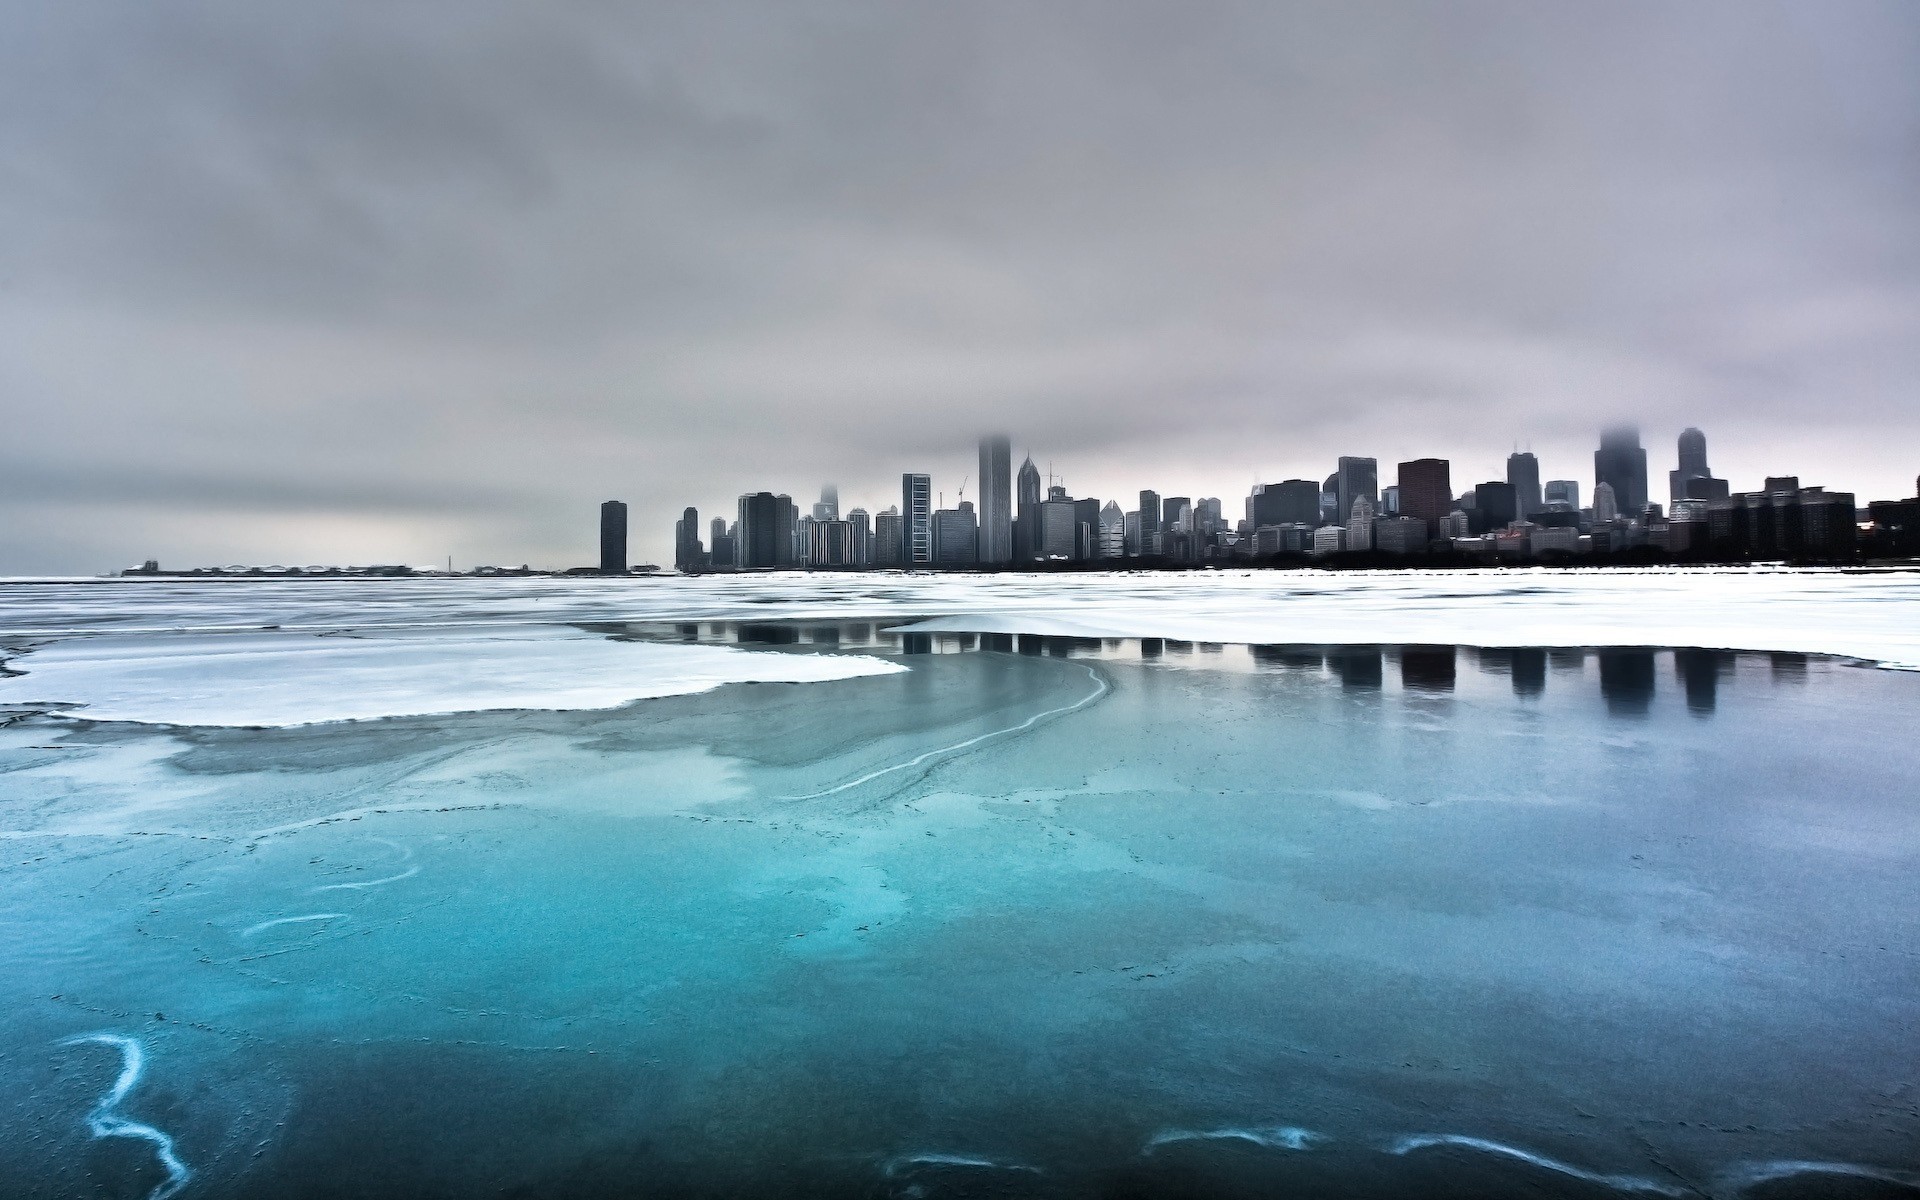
[5,3,1919,573]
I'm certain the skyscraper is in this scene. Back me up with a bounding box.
[874,507,902,567]
[674,506,702,572]
[1507,452,1542,518]
[1397,459,1452,533]
[1668,427,1729,503]
[1544,479,1580,509]
[933,500,978,565]
[1098,501,1125,558]
[735,492,784,570]
[978,435,1013,564]
[1017,457,1042,561]
[1336,457,1378,525]
[1595,427,1649,518]
[813,484,839,522]
[847,508,872,566]
[1593,482,1620,523]
[1250,480,1322,528]
[902,473,933,565]
[599,501,628,574]
[1474,481,1519,530]
[1346,494,1375,551]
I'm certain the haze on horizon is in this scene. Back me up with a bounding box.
[3,1,1916,573]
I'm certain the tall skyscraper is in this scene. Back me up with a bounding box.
[1595,427,1649,518]
[874,507,902,567]
[933,500,978,564]
[902,473,933,565]
[599,501,628,574]
[735,492,785,570]
[1098,501,1125,558]
[1397,458,1453,532]
[1668,427,1729,503]
[708,516,734,570]
[1474,481,1518,530]
[1592,482,1620,523]
[1016,457,1042,560]
[1138,490,1160,531]
[1507,452,1542,518]
[847,508,872,566]
[674,506,702,571]
[813,484,839,522]
[978,435,1012,564]
[1346,494,1375,551]
[1336,457,1378,525]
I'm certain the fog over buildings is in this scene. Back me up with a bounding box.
[3,1,1917,572]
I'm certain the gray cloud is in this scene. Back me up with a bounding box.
[3,0,1916,570]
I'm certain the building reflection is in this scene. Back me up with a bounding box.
[1674,648,1737,714]
[1598,649,1657,715]
[1399,645,1456,692]
[1329,646,1383,690]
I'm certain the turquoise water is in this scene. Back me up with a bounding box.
[3,626,1918,1198]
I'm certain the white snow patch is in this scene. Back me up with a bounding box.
[0,628,905,727]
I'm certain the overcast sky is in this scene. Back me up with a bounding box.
[3,1,1916,571]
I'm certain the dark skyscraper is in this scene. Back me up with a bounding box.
[1138,489,1160,532]
[735,492,783,570]
[902,473,933,565]
[1474,481,1519,530]
[674,506,701,572]
[1336,457,1378,525]
[1669,427,1729,503]
[978,435,1012,564]
[1017,457,1042,560]
[1397,458,1453,532]
[1507,451,1542,517]
[598,500,627,574]
[1250,480,1321,527]
[1595,427,1650,518]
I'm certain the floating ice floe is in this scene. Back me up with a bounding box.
[0,627,905,727]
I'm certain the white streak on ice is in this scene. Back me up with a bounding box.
[313,865,418,891]
[780,664,1108,801]
[1388,1134,1687,1196]
[880,1152,1041,1176]
[1718,1159,1920,1192]
[62,1033,191,1200]
[1144,1125,1327,1154]
[0,627,906,727]
[241,912,345,937]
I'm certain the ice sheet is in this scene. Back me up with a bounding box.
[5,568,1918,667]
[0,627,904,726]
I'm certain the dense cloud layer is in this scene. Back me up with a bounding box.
[3,1,1916,570]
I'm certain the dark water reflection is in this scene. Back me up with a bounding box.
[614,620,1847,717]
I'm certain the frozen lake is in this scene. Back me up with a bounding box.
[2,575,1918,1198]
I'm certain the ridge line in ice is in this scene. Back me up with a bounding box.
[779,664,1108,801]
[1387,1134,1688,1196]
[62,1033,191,1200]
[241,913,346,938]
[1143,1125,1326,1153]
[881,1152,1042,1175]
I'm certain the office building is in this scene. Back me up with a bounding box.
[902,473,933,565]
[1336,457,1378,525]
[1381,485,1399,515]
[1375,516,1428,555]
[874,507,902,567]
[1544,479,1580,510]
[1595,427,1649,518]
[599,500,628,574]
[674,506,702,572]
[1137,490,1161,543]
[978,436,1013,564]
[1017,457,1043,560]
[1099,501,1125,558]
[813,484,839,522]
[708,517,735,569]
[1397,459,1452,532]
[1320,474,1340,525]
[1507,452,1542,518]
[847,508,872,566]
[1708,480,1857,559]
[1038,487,1079,559]
[1669,428,1729,503]
[734,492,787,570]
[1592,482,1620,523]
[1346,495,1375,551]
[1312,525,1346,555]
[933,501,979,565]
[1250,480,1321,528]
[1474,481,1518,530]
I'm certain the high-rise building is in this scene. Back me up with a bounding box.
[1397,459,1452,533]
[1098,501,1125,559]
[1346,495,1375,551]
[1381,485,1400,515]
[1474,481,1518,530]
[1595,427,1649,518]
[599,501,628,574]
[708,516,734,569]
[1336,457,1378,525]
[1544,479,1580,510]
[1321,474,1340,525]
[1017,457,1043,561]
[1668,427,1729,503]
[1507,452,1542,518]
[674,506,702,572]
[933,501,978,565]
[1161,496,1190,532]
[735,492,785,570]
[1250,480,1322,528]
[1038,488,1079,559]
[874,507,902,567]
[902,473,933,565]
[978,436,1013,564]
[813,484,839,523]
[847,508,872,566]
[1592,482,1620,523]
